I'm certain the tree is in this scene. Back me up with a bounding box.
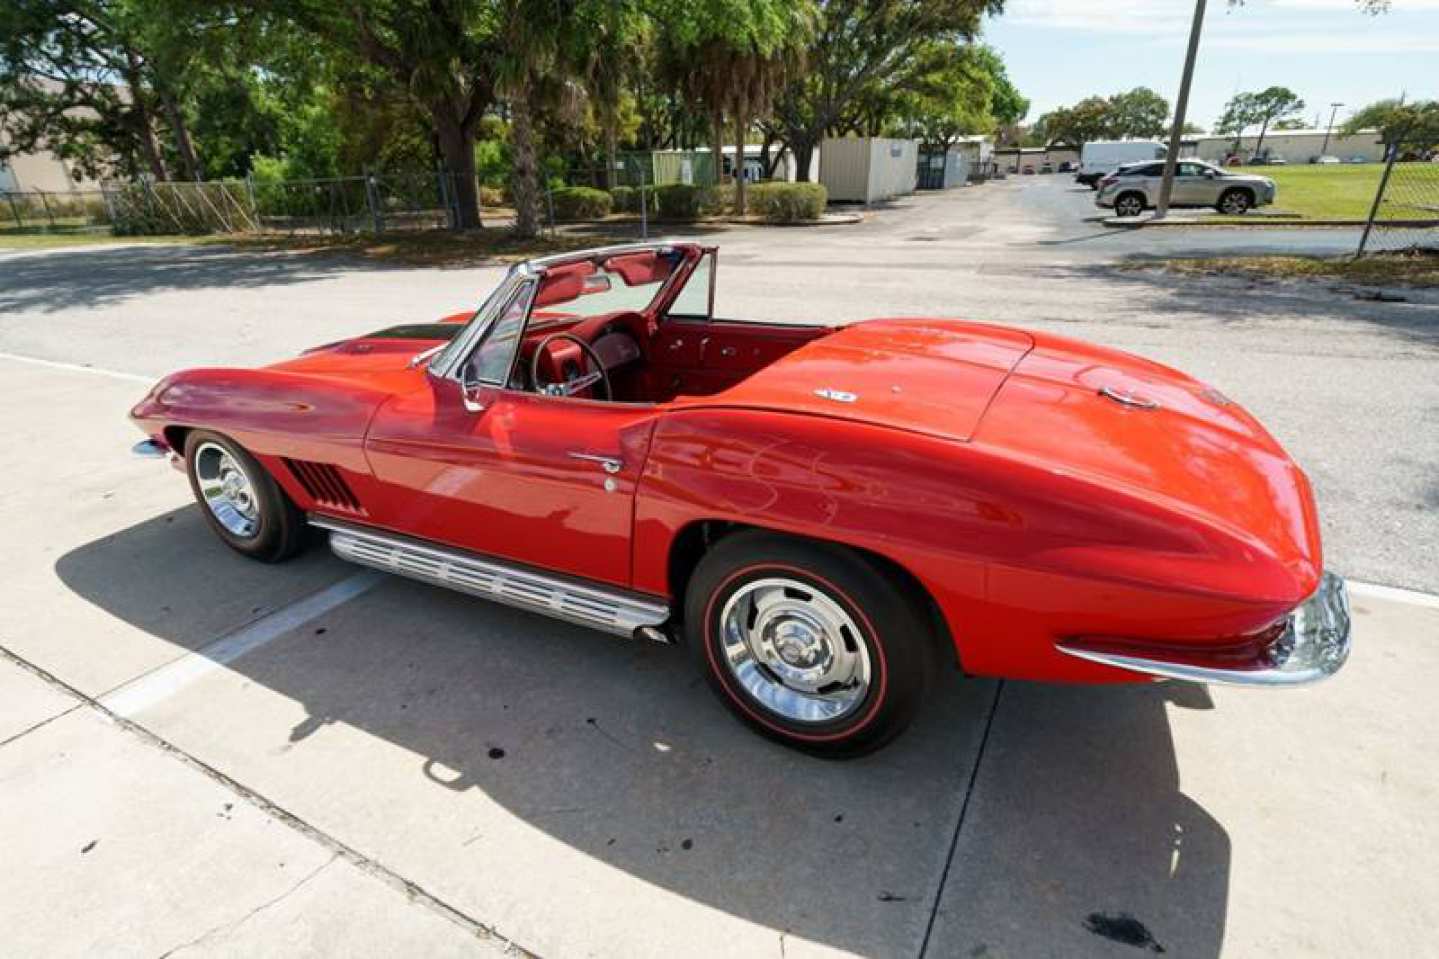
[1106,87,1169,139]
[974,45,1027,128]
[883,42,1026,153]
[575,0,647,189]
[0,0,214,182]
[1036,96,1109,149]
[263,1,499,229]
[769,0,1004,183]
[1246,86,1305,158]
[657,0,810,214]
[1215,92,1258,154]
[1343,98,1439,148]
[1032,87,1169,149]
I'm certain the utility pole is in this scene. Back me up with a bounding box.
[1321,102,1344,155]
[1156,0,1208,219]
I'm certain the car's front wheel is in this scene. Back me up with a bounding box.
[1114,192,1146,217]
[184,430,306,563]
[685,531,933,757]
[1217,188,1253,215]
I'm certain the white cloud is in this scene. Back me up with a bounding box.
[1003,0,1439,33]
[1209,32,1439,51]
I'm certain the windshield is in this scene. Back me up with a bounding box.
[426,271,519,376]
[529,249,683,324]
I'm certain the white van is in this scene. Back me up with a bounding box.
[1076,141,1168,189]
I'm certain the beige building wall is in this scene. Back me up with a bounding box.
[1194,129,1385,164]
[0,147,81,193]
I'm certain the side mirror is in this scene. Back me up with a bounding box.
[459,368,488,413]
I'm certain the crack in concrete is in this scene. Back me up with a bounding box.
[0,644,536,958]
[156,855,339,957]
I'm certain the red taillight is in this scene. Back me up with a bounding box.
[1099,174,1118,187]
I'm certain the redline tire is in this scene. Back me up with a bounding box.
[685,531,932,757]
[184,430,306,563]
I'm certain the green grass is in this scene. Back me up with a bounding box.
[1229,164,1387,220]
[0,226,187,251]
[1133,251,1439,288]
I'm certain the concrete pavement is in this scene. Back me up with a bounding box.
[2,177,1437,956]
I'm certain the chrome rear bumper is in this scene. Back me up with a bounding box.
[1060,572,1352,687]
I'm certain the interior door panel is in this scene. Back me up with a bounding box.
[648,319,828,399]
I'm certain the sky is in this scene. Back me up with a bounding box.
[981,0,1439,133]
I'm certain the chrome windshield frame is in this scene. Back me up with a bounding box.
[427,241,708,388]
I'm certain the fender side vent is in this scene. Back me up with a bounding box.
[284,458,364,513]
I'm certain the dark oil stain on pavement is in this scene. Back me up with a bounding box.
[1084,912,1165,953]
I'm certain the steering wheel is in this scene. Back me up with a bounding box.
[529,332,613,401]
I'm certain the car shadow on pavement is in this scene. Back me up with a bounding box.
[56,508,1229,957]
[0,244,388,314]
[1080,262,1439,347]
[930,680,1229,958]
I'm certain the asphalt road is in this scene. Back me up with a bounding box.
[1,176,1437,957]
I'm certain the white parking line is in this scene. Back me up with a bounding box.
[0,350,156,385]
[100,571,384,718]
[1348,579,1439,611]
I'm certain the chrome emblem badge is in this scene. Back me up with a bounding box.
[814,388,858,404]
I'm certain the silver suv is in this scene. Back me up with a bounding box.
[1096,160,1277,216]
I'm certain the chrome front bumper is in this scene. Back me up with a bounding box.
[1061,572,1352,687]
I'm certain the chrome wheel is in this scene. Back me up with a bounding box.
[718,577,872,724]
[1115,193,1144,217]
[193,441,261,538]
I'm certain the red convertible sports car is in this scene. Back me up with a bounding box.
[131,241,1351,756]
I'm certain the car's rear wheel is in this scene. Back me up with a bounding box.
[1114,192,1146,217]
[184,430,306,563]
[1217,188,1253,215]
[685,531,932,757]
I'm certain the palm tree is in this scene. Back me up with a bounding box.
[657,0,813,212]
[495,0,580,238]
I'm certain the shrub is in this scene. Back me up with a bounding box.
[610,185,655,214]
[549,185,612,221]
[747,182,827,223]
[654,182,733,219]
[655,183,705,220]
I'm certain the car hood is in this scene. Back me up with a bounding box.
[264,323,462,390]
[973,330,1321,602]
[683,318,1035,442]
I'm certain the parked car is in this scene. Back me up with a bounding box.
[1039,162,1054,174]
[1076,139,1168,188]
[1311,155,1341,165]
[1022,164,1035,175]
[1249,154,1287,166]
[1097,160,1277,216]
[1057,160,1075,173]
[130,241,1350,756]
[1345,156,1368,164]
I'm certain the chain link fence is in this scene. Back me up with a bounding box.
[3,169,488,238]
[1,189,113,235]
[1357,134,1439,256]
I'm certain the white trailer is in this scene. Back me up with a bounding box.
[1076,140,1168,187]
[820,137,919,204]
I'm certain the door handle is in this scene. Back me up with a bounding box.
[568,452,622,474]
